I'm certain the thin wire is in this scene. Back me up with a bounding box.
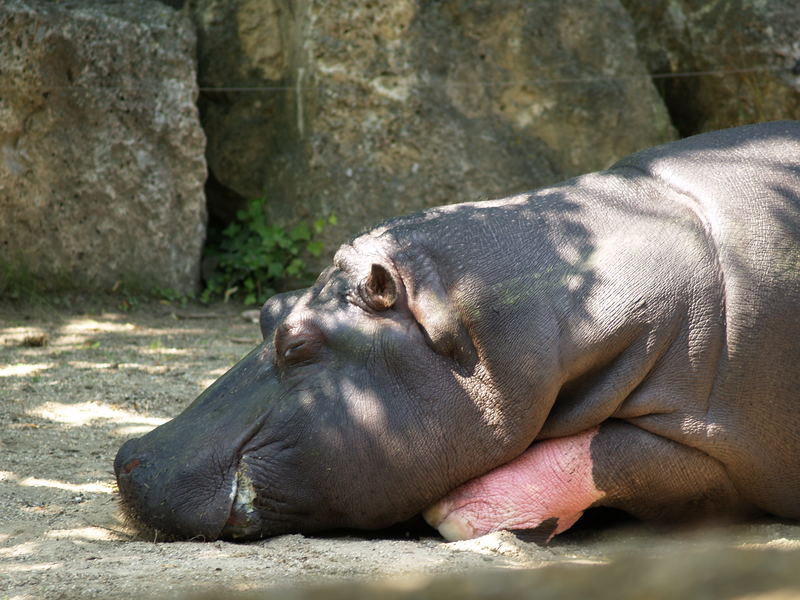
[200,64,794,92]
[0,63,794,93]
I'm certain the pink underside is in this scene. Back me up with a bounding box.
[423,427,604,542]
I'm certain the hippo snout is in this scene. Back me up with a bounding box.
[114,343,295,541]
[114,435,238,540]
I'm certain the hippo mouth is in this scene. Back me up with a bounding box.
[220,463,264,539]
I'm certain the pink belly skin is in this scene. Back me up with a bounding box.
[423,427,604,542]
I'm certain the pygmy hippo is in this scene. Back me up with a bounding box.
[115,121,800,543]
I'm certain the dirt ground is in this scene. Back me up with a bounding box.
[2,298,800,600]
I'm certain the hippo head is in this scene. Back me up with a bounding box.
[114,229,548,541]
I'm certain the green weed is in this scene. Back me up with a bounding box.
[202,197,336,305]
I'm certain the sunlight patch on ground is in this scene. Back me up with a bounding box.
[137,326,214,336]
[51,318,213,349]
[0,541,40,558]
[740,538,800,551]
[61,319,135,334]
[45,527,122,542]
[140,347,193,356]
[49,318,137,348]
[2,562,64,573]
[0,326,48,344]
[0,363,52,377]
[116,363,172,374]
[64,316,212,339]
[448,531,608,566]
[19,478,115,494]
[28,401,169,427]
[67,361,120,370]
[115,424,159,436]
[66,361,184,374]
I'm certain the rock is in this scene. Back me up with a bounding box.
[621,0,800,135]
[0,0,207,295]
[190,0,675,260]
[186,0,292,225]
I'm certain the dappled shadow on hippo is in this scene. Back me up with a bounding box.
[115,122,800,543]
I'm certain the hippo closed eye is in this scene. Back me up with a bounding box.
[115,121,800,542]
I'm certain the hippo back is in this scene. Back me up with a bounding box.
[611,121,800,517]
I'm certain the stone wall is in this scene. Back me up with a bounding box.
[2,0,798,293]
[189,0,798,266]
[622,0,800,135]
[0,0,206,295]
[189,0,677,256]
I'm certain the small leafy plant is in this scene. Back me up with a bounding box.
[201,197,336,305]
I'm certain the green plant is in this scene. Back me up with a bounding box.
[153,287,193,308]
[201,197,336,305]
[0,259,47,302]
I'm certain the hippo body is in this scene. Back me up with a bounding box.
[115,121,800,542]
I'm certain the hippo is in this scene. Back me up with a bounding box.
[115,121,800,543]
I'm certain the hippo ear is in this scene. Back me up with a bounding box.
[361,264,397,311]
[407,277,478,376]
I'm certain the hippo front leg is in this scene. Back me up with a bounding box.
[423,421,751,543]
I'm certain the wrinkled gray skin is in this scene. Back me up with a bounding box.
[115,122,800,541]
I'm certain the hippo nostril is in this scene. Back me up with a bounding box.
[122,458,141,475]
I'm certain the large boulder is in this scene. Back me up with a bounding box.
[622,0,800,135]
[187,0,291,225]
[190,0,676,257]
[0,0,207,295]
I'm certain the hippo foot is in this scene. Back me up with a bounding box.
[423,427,604,543]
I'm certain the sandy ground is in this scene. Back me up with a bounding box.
[2,298,800,600]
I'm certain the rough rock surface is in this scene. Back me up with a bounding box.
[190,0,675,256]
[0,0,207,295]
[622,0,800,135]
[186,0,293,224]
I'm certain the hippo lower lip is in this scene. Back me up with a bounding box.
[220,463,263,540]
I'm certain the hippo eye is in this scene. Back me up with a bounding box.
[274,323,322,366]
[283,340,313,364]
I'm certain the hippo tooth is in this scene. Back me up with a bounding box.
[233,464,258,510]
[222,462,262,538]
[228,473,238,504]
